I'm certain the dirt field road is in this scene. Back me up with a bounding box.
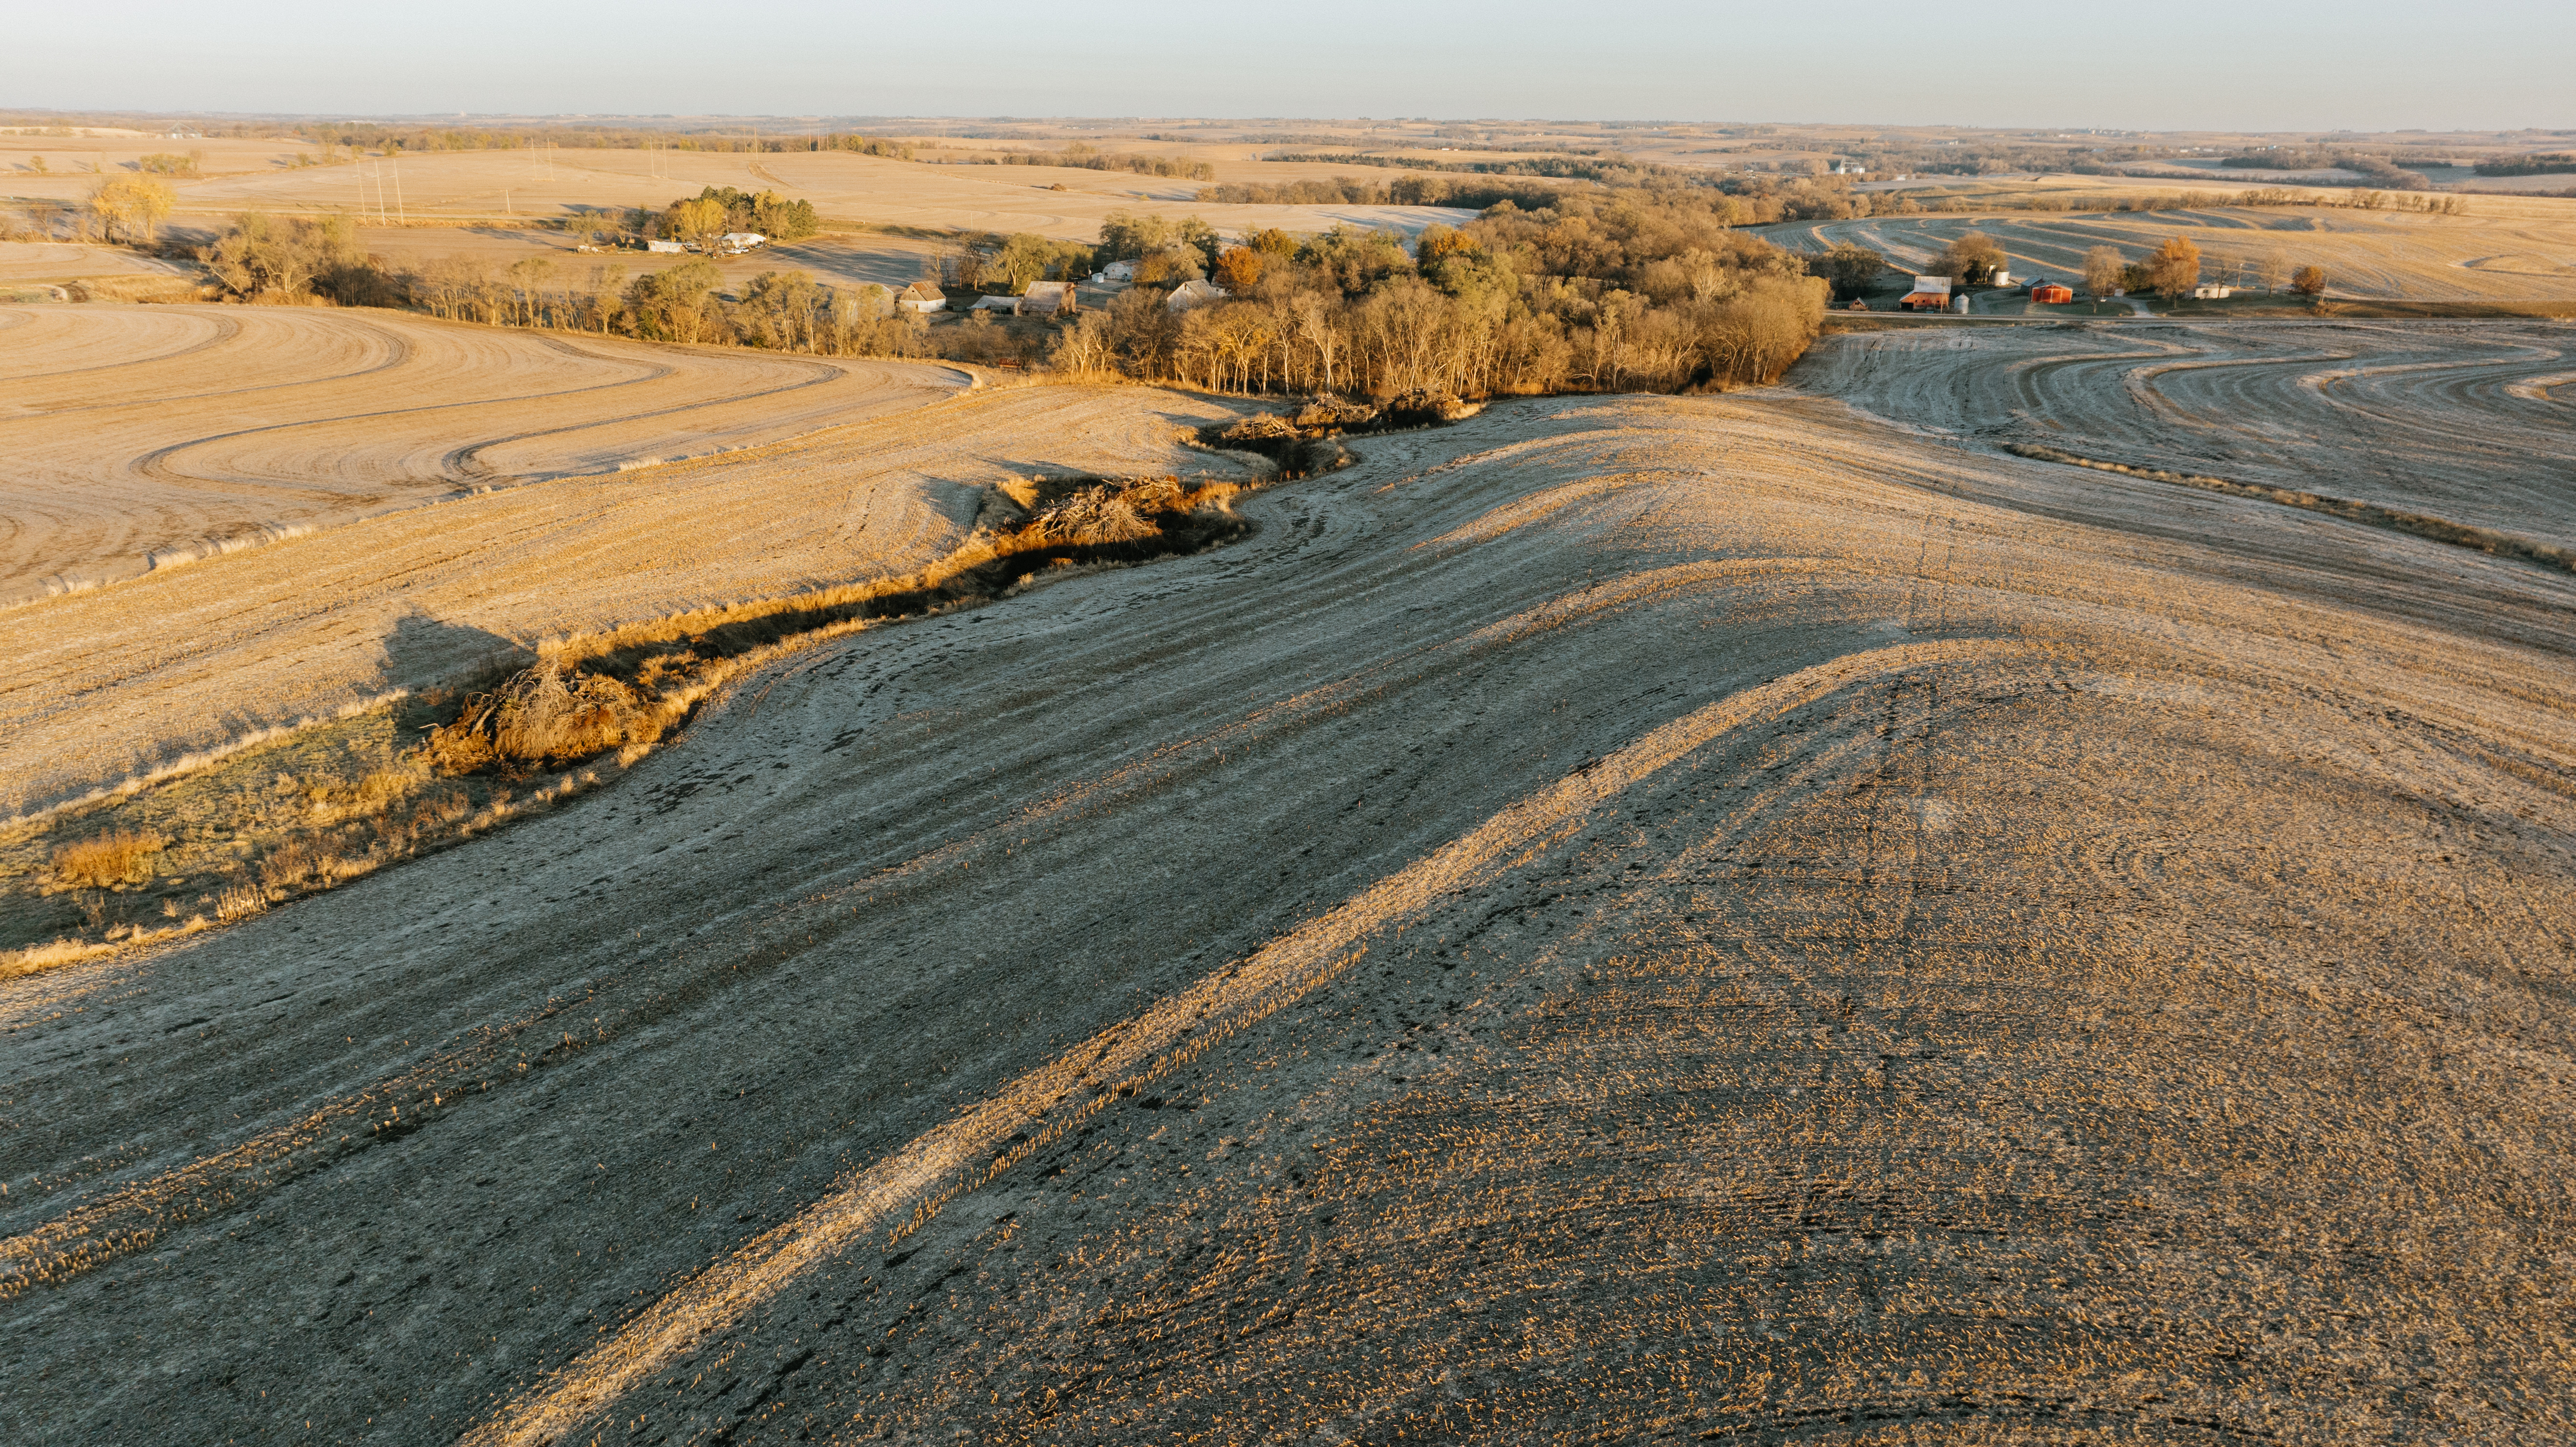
[6,383,2571,1442]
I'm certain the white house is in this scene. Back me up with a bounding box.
[1097,259,1138,283]
[1165,279,1228,312]
[897,281,946,314]
[714,233,766,255]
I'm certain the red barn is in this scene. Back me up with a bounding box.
[2031,283,2074,304]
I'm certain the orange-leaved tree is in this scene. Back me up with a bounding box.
[2143,235,2202,299]
[1215,246,1265,292]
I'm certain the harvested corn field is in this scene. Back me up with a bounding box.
[5,379,2571,1443]
[1758,206,2576,303]
[1795,318,2576,553]
[0,303,971,601]
[0,373,1262,822]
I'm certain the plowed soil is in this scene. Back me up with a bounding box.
[5,352,2571,1443]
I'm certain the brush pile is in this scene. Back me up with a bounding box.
[422,663,661,773]
[1025,482,1168,546]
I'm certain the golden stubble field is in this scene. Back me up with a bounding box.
[2,140,1479,242]
[0,309,1265,821]
[0,302,971,603]
[3,360,2570,1442]
[1756,196,2576,302]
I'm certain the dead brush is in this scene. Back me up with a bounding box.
[1027,483,1170,545]
[258,839,320,895]
[422,662,661,774]
[50,829,166,890]
[301,766,425,824]
[215,883,266,922]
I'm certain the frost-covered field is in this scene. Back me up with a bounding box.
[7,379,2571,1443]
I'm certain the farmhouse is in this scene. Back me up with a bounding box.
[1095,259,1138,283]
[1019,281,1075,316]
[1898,275,1953,311]
[713,233,767,255]
[897,281,946,314]
[1166,279,1228,312]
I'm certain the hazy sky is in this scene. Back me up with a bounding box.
[7,0,2569,133]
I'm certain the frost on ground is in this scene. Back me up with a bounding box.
[4,365,2571,1444]
[1796,317,2576,551]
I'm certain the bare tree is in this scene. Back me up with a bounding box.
[2082,246,2125,297]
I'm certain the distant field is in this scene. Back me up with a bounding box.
[1756,203,2576,301]
[5,142,1478,242]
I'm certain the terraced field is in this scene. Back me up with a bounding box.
[0,304,973,603]
[6,382,2571,1443]
[1756,206,2576,301]
[1796,318,2576,552]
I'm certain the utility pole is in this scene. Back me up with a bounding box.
[393,159,406,225]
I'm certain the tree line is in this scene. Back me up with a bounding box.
[181,188,1830,399]
[652,186,820,243]
[284,122,916,158]
[1198,170,1923,225]
[2473,153,2576,177]
[970,144,1214,180]
[1052,191,1827,397]
[1917,187,2468,217]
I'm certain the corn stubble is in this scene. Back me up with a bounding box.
[0,473,1244,973]
[6,331,2573,1444]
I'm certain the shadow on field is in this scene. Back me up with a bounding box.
[379,610,532,698]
